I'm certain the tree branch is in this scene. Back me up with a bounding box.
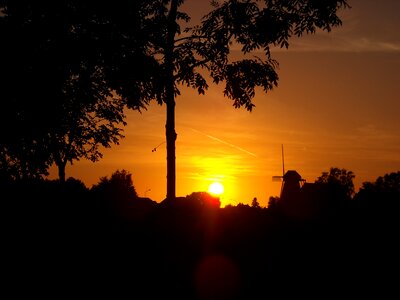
[174,34,209,44]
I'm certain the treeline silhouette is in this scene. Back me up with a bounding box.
[2,169,399,299]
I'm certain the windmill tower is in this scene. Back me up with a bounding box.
[272,145,305,200]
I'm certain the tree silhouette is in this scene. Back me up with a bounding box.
[91,169,138,200]
[315,167,355,199]
[355,171,400,213]
[251,197,260,208]
[0,135,50,181]
[125,0,350,200]
[268,196,280,210]
[186,191,221,209]
[0,1,152,182]
[90,169,139,222]
[361,171,400,194]
[48,90,126,184]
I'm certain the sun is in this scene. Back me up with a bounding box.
[208,182,224,196]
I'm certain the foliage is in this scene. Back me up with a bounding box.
[360,171,400,194]
[48,88,127,183]
[355,171,400,211]
[91,169,138,200]
[146,0,350,110]
[63,177,89,193]
[195,0,349,109]
[251,197,260,208]
[0,139,50,181]
[0,1,155,181]
[186,191,221,208]
[315,167,355,198]
[268,196,280,210]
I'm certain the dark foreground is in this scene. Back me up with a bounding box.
[3,180,399,299]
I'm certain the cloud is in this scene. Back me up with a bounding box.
[270,35,400,53]
[354,124,397,141]
[185,172,238,182]
[337,37,400,53]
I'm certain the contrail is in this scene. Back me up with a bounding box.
[190,128,257,157]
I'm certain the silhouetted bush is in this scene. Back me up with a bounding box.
[90,169,151,225]
[354,171,400,221]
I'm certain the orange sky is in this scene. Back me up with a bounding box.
[49,0,400,207]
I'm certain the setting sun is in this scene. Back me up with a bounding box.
[208,182,224,195]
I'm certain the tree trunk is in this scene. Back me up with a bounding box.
[165,0,178,201]
[58,161,66,184]
[165,91,176,201]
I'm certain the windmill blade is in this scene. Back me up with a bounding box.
[272,176,283,182]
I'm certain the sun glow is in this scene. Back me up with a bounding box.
[208,182,224,196]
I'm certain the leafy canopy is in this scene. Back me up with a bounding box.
[316,167,355,198]
[140,0,349,110]
[0,1,154,180]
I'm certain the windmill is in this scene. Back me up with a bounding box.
[272,144,286,195]
[272,144,305,199]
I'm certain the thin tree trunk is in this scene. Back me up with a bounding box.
[165,0,178,201]
[58,161,66,184]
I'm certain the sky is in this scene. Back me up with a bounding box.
[49,0,400,207]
